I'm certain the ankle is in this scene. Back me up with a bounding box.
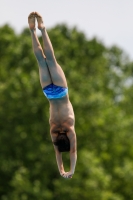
[30,28,36,33]
[40,27,46,32]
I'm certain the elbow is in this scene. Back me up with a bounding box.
[70,148,77,154]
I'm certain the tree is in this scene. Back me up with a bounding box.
[0,24,133,200]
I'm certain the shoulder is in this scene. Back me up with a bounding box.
[67,126,76,138]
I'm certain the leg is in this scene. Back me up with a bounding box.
[35,12,67,88]
[28,12,52,88]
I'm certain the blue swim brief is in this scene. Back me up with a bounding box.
[43,83,68,99]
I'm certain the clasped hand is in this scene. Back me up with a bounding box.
[61,171,73,179]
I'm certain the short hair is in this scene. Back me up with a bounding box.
[53,133,70,152]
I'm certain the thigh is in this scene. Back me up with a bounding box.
[46,60,67,88]
[38,59,52,88]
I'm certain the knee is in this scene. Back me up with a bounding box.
[45,55,57,66]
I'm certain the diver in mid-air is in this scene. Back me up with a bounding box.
[28,12,77,179]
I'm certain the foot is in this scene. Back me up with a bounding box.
[28,12,36,30]
[35,12,45,30]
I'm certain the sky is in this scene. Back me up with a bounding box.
[0,0,133,60]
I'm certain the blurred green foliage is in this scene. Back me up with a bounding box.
[0,24,133,200]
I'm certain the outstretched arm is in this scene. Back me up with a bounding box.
[51,129,77,179]
[70,133,77,174]
[62,129,77,179]
[50,132,65,176]
[54,146,65,176]
[54,137,77,179]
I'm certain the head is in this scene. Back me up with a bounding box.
[53,133,70,152]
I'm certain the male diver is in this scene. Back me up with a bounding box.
[28,12,77,179]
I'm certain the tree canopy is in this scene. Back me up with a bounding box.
[0,24,133,200]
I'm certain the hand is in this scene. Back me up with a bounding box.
[61,171,74,179]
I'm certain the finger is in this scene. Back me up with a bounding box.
[62,174,65,177]
[64,174,69,179]
[62,174,67,178]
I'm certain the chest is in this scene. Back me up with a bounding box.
[50,117,74,133]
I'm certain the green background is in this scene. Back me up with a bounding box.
[0,24,133,200]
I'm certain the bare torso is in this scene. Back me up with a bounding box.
[49,95,75,134]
